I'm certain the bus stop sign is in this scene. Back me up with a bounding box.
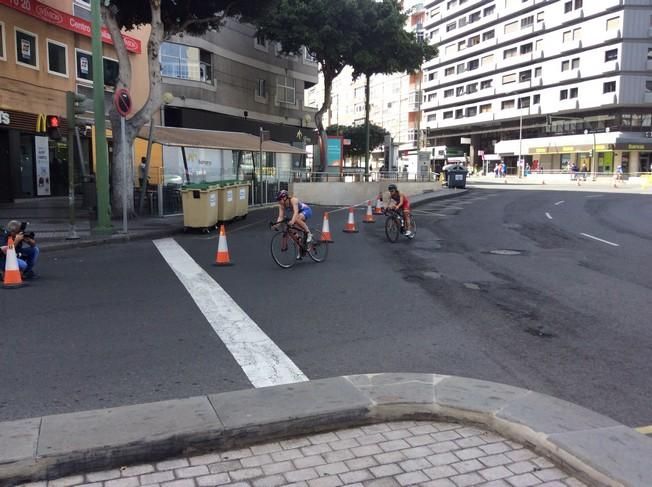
[114,89,132,117]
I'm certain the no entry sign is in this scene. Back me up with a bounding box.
[114,89,132,117]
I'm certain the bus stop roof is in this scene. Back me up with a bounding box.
[137,125,305,154]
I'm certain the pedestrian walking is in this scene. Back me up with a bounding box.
[139,157,148,188]
[500,161,506,178]
[580,163,588,181]
[616,164,624,181]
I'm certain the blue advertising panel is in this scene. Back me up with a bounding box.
[327,137,343,170]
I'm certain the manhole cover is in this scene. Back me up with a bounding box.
[489,249,522,256]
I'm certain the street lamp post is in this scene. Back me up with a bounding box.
[518,110,523,178]
[584,127,610,181]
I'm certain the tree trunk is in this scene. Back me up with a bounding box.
[315,66,336,174]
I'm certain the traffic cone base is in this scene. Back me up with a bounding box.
[321,212,334,242]
[373,194,384,215]
[363,200,375,223]
[3,238,25,289]
[213,224,233,266]
[343,207,359,233]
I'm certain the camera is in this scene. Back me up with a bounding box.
[19,222,35,240]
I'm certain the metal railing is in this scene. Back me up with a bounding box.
[288,171,438,183]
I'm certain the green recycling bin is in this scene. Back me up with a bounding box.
[234,183,250,219]
[217,184,238,222]
[181,183,219,231]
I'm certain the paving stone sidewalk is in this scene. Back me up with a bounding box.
[25,421,586,487]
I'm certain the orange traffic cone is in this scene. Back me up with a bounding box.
[343,207,359,233]
[213,225,233,266]
[3,238,25,289]
[363,200,375,223]
[373,194,384,215]
[321,212,334,243]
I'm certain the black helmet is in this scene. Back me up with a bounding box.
[276,189,289,201]
[388,184,397,191]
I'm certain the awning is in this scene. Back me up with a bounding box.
[482,154,502,161]
[137,125,305,154]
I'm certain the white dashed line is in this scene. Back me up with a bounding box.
[580,233,620,247]
[154,238,308,388]
[554,201,565,206]
[545,212,553,220]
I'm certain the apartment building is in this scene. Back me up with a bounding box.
[0,0,148,202]
[422,0,652,174]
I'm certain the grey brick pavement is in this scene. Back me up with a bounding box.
[20,422,586,487]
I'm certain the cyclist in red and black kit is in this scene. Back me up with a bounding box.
[387,184,413,237]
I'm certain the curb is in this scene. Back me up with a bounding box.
[410,188,469,208]
[1,374,650,487]
[38,227,185,252]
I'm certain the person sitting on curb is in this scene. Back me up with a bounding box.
[0,220,40,280]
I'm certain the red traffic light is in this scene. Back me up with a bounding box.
[47,115,60,128]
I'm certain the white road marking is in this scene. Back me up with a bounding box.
[585,195,604,198]
[545,212,553,220]
[554,201,565,206]
[580,233,620,247]
[154,238,308,388]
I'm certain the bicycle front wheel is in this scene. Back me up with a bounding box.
[385,216,400,243]
[307,229,329,263]
[271,232,299,269]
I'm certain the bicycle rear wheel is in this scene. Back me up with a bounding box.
[271,232,298,268]
[385,216,400,243]
[307,229,329,263]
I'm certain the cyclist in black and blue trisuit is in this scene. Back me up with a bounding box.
[274,189,314,242]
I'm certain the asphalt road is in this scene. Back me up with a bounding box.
[1,189,651,430]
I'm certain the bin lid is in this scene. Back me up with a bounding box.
[182,183,215,191]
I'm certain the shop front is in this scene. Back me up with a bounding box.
[0,109,70,202]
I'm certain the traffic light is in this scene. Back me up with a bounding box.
[46,115,62,140]
[67,91,91,128]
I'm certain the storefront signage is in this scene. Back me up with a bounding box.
[326,136,343,167]
[628,144,645,150]
[0,0,142,54]
[34,136,51,196]
[36,113,46,133]
[0,111,9,125]
[562,146,575,152]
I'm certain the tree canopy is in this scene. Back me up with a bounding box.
[327,124,388,159]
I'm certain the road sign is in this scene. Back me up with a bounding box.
[114,88,132,117]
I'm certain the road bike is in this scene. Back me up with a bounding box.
[384,208,416,243]
[269,219,328,269]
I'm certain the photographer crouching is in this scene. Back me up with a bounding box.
[1,220,39,280]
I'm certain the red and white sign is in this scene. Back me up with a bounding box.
[1,0,142,54]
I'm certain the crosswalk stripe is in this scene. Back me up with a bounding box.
[154,238,308,388]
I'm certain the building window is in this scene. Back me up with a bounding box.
[481,54,494,66]
[563,30,572,43]
[480,103,492,113]
[535,39,543,51]
[456,86,465,96]
[277,76,296,104]
[504,21,518,34]
[502,73,517,84]
[537,11,544,22]
[445,67,455,76]
[0,22,5,61]
[459,17,468,28]
[456,63,465,74]
[561,60,570,71]
[569,87,578,98]
[564,1,572,13]
[605,49,618,61]
[455,109,463,119]
[480,79,493,89]
[15,28,38,69]
[47,40,68,77]
[534,67,542,77]
[354,86,364,98]
[483,30,495,41]
[430,7,440,17]
[427,93,437,101]
[466,83,478,94]
[76,50,93,81]
[504,48,517,59]
[443,111,453,119]
[518,97,530,108]
[560,89,568,100]
[428,71,437,81]
[571,57,580,69]
[519,70,531,82]
[564,0,582,12]
[468,35,480,47]
[521,16,534,29]
[446,22,456,32]
[573,28,582,40]
[467,59,479,71]
[469,11,481,23]
[603,81,616,93]
[458,41,466,51]
[444,89,454,98]
[501,100,515,110]
[648,48,652,61]
[255,79,267,99]
[447,0,457,8]
[606,17,620,31]
[466,107,477,117]
[520,43,533,55]
[160,42,212,83]
[533,94,540,104]
[484,5,495,16]
[304,48,317,64]
[74,0,91,8]
[427,114,437,122]
[645,80,652,93]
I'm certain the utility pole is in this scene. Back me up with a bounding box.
[91,0,112,232]
[364,74,371,182]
